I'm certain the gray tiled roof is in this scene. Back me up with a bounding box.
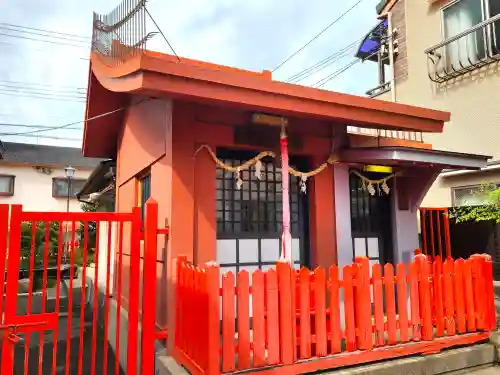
[0,141,104,169]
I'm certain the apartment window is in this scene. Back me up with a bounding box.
[452,183,498,207]
[137,173,151,221]
[443,0,500,67]
[52,178,86,198]
[0,175,15,196]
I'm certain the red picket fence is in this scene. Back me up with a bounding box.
[173,254,496,375]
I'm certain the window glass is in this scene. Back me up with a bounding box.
[0,176,14,194]
[488,0,500,53]
[53,179,86,197]
[138,174,151,221]
[453,184,498,206]
[443,0,485,66]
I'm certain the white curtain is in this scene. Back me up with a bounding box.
[443,0,485,68]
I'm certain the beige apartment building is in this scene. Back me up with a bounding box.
[355,0,500,207]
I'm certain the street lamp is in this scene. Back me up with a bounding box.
[63,166,76,265]
[64,165,76,212]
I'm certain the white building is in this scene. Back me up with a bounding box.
[0,141,102,212]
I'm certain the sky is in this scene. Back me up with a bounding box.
[0,0,381,148]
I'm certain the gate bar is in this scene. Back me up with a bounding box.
[141,199,158,374]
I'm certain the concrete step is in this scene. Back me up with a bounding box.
[156,343,497,375]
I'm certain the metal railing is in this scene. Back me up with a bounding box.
[92,0,157,65]
[347,126,424,142]
[425,13,500,83]
[365,81,391,98]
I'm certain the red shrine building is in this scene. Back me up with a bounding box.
[82,48,489,340]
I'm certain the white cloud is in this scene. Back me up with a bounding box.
[0,0,381,148]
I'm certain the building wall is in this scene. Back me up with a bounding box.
[115,96,172,328]
[423,169,500,207]
[384,0,500,207]
[0,164,92,211]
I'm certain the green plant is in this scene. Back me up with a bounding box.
[77,202,97,253]
[20,221,61,269]
[448,182,500,223]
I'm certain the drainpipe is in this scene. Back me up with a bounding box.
[387,11,397,103]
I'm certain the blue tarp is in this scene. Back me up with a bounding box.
[355,19,388,63]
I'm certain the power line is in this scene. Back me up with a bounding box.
[4,133,81,141]
[144,6,181,62]
[0,40,90,60]
[0,98,153,137]
[312,59,360,88]
[0,79,86,91]
[0,122,82,130]
[286,38,362,83]
[0,32,89,48]
[0,25,90,44]
[0,86,85,99]
[272,0,366,72]
[0,112,75,120]
[0,83,85,96]
[0,23,90,40]
[0,90,85,103]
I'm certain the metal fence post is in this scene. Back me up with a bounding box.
[141,199,158,375]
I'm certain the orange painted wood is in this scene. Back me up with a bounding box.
[372,264,385,347]
[354,257,372,350]
[408,262,421,341]
[442,259,456,336]
[343,265,357,352]
[471,256,486,330]
[185,266,195,359]
[252,270,266,367]
[453,259,466,333]
[298,268,311,359]
[314,267,327,357]
[384,264,397,345]
[432,256,445,337]
[192,269,202,366]
[482,256,497,330]
[221,272,236,372]
[463,259,476,332]
[242,333,490,375]
[265,269,280,365]
[328,265,341,354]
[396,263,409,343]
[237,271,251,369]
[277,262,294,365]
[417,255,433,341]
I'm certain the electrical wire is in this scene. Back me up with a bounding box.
[0,32,89,48]
[5,133,81,141]
[0,40,90,60]
[0,123,81,130]
[272,0,366,72]
[144,6,181,62]
[0,87,85,100]
[15,134,80,141]
[0,98,154,137]
[0,79,86,90]
[312,59,360,88]
[0,90,85,103]
[286,38,362,83]
[0,25,90,44]
[0,22,90,40]
[0,83,85,96]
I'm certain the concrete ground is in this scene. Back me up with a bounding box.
[469,367,500,374]
[1,273,124,374]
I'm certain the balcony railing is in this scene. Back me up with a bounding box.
[347,126,423,142]
[365,81,391,98]
[425,13,500,84]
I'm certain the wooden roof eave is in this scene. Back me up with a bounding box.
[87,52,449,134]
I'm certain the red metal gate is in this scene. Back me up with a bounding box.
[0,201,162,375]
